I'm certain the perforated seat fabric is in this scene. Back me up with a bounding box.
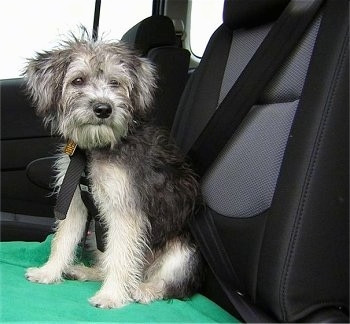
[202,14,321,219]
[172,0,349,321]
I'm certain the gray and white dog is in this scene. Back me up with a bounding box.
[24,33,202,309]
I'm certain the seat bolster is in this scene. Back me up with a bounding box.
[257,1,349,321]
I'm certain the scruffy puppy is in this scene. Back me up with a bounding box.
[24,33,202,309]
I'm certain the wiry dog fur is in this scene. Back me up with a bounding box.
[24,32,203,309]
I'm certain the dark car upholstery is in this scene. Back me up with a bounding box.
[172,0,349,321]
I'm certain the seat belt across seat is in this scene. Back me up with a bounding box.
[188,0,324,177]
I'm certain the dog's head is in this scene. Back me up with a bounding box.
[24,32,157,150]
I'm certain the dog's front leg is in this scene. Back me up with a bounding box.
[89,209,147,309]
[25,189,87,284]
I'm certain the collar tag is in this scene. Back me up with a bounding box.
[64,139,77,156]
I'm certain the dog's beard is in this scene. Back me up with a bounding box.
[58,107,130,150]
[68,124,126,149]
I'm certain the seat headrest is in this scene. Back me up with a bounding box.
[223,0,290,29]
[122,15,176,55]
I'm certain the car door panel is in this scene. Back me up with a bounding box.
[1,78,61,219]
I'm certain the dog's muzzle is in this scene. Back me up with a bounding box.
[93,103,112,119]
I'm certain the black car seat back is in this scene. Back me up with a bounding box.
[122,15,190,129]
[172,0,349,322]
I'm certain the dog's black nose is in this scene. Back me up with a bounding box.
[93,103,112,119]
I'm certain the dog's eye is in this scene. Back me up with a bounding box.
[109,80,120,88]
[72,78,85,86]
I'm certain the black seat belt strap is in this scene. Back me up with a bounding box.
[80,171,106,252]
[54,140,107,252]
[54,143,86,220]
[188,0,323,176]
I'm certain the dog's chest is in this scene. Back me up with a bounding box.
[85,154,137,211]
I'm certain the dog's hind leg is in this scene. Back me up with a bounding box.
[64,249,104,281]
[132,237,202,304]
[64,263,104,281]
[25,189,88,284]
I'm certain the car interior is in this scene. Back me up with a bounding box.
[0,0,348,322]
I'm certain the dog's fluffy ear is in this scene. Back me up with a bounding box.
[108,42,157,114]
[133,57,157,112]
[24,48,72,118]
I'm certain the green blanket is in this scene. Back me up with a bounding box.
[0,235,239,323]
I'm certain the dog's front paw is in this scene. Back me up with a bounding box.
[25,267,61,284]
[89,291,130,309]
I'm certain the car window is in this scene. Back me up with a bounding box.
[190,0,225,58]
[99,0,152,40]
[0,0,152,80]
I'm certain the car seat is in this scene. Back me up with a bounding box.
[122,15,190,130]
[171,0,349,322]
